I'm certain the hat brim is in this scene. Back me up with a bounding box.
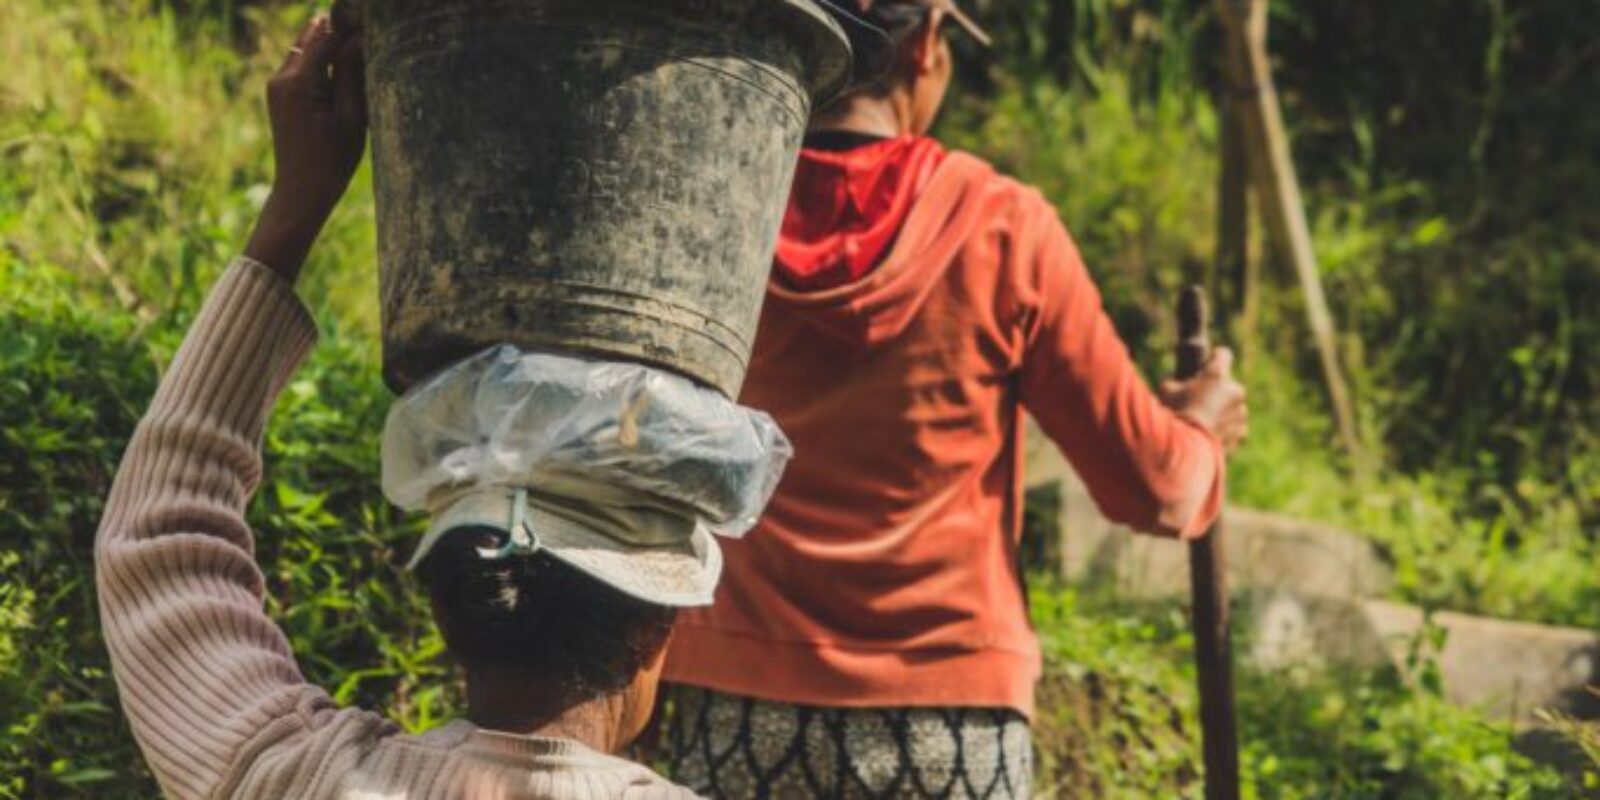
[408,489,722,608]
[811,0,894,89]
[813,0,891,46]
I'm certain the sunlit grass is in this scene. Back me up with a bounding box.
[0,0,380,332]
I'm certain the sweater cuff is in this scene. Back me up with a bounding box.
[147,256,319,439]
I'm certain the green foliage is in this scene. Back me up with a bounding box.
[1538,700,1600,792]
[252,326,452,730]
[0,259,161,798]
[0,265,442,800]
[1029,589,1201,797]
[0,0,380,333]
[1238,618,1566,800]
[1029,587,1570,798]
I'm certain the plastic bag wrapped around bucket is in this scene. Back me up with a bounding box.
[381,345,792,537]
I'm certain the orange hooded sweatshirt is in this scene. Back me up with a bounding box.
[664,141,1224,717]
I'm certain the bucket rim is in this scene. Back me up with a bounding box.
[770,0,857,106]
[338,0,860,107]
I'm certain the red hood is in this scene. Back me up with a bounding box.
[775,136,947,292]
[763,147,999,349]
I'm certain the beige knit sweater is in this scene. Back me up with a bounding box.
[95,258,697,800]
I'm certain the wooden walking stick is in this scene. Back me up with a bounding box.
[1177,286,1240,800]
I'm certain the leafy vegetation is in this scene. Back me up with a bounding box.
[1030,587,1573,798]
[0,0,1593,797]
[0,258,453,797]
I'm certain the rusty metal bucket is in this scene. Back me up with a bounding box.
[351,0,851,396]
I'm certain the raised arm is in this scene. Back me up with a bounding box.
[97,256,334,797]
[94,17,380,798]
[1016,203,1246,538]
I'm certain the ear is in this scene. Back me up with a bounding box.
[912,9,947,74]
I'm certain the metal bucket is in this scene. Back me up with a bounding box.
[355,0,851,396]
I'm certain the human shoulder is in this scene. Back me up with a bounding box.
[931,148,1071,275]
[361,725,700,797]
[939,148,1059,221]
[229,716,674,798]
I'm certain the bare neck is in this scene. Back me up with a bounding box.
[810,91,917,139]
[464,662,638,754]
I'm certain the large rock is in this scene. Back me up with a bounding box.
[1244,592,1600,723]
[1058,501,1394,601]
[1023,419,1600,723]
[1023,421,1391,599]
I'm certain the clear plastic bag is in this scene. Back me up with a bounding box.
[381,345,792,537]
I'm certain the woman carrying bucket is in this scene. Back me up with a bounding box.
[660,1,1250,796]
[92,7,834,797]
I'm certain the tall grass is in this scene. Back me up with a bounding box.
[0,0,379,331]
[1028,585,1573,798]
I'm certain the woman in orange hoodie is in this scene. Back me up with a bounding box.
[662,1,1248,796]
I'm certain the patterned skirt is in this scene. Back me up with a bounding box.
[662,686,1032,799]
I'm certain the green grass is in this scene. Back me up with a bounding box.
[1029,585,1578,798]
[0,0,380,332]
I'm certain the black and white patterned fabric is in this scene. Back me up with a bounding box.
[663,686,1032,799]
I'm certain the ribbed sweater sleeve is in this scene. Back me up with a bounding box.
[1015,201,1225,538]
[95,258,701,800]
[94,257,372,798]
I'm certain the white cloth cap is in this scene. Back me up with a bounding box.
[411,486,723,608]
[381,346,787,608]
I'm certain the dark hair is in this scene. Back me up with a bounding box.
[845,1,937,90]
[417,526,676,696]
